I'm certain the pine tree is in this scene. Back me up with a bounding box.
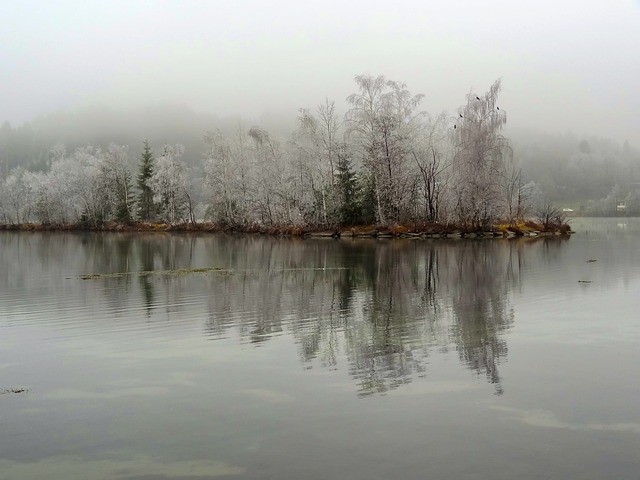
[335,147,362,226]
[137,140,155,221]
[357,171,377,225]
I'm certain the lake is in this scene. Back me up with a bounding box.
[0,218,639,480]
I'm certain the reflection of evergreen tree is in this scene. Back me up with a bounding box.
[195,237,522,396]
[81,233,135,311]
[137,237,156,316]
[197,238,520,396]
[291,240,517,396]
[3,231,534,397]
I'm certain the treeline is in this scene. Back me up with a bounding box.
[0,76,556,229]
[513,132,640,215]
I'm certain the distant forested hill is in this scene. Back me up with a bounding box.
[509,128,640,213]
[2,104,639,215]
[0,104,294,173]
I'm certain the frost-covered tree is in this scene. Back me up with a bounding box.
[100,143,133,223]
[23,171,54,224]
[346,74,424,224]
[294,100,343,225]
[203,125,299,226]
[22,144,80,225]
[203,130,244,225]
[500,165,533,224]
[65,147,105,226]
[2,167,30,224]
[147,144,191,224]
[451,79,511,229]
[412,112,451,223]
[0,178,8,223]
[17,144,133,226]
[247,126,287,225]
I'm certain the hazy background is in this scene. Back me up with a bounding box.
[1,0,639,143]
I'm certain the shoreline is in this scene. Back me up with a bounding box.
[0,221,573,238]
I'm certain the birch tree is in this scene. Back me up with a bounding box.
[203,130,243,225]
[147,144,190,224]
[99,143,133,223]
[501,165,532,224]
[248,126,287,224]
[451,79,511,229]
[0,178,8,223]
[70,147,107,225]
[24,145,79,225]
[294,99,343,226]
[346,74,423,224]
[2,167,30,224]
[23,171,54,224]
[412,113,451,223]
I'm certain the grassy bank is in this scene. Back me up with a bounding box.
[0,220,573,238]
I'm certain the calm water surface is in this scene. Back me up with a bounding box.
[1,218,639,479]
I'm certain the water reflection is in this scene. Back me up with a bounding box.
[3,223,640,480]
[0,233,567,396]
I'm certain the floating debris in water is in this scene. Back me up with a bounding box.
[79,267,231,280]
[78,266,348,280]
[1,388,27,395]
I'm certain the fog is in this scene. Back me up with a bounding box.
[2,0,639,144]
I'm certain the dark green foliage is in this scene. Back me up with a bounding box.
[357,171,377,225]
[335,147,362,226]
[137,140,155,221]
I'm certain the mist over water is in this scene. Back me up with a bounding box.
[1,218,639,479]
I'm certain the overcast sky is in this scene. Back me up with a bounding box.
[1,0,639,143]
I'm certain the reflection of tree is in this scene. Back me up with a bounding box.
[447,242,514,395]
[342,242,434,396]
[2,232,533,397]
[540,236,569,266]
[104,234,134,308]
[197,237,522,396]
[76,233,135,311]
[137,237,156,316]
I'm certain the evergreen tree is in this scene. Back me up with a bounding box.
[357,171,377,225]
[137,140,155,221]
[335,146,361,226]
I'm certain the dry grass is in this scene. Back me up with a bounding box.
[1,219,572,236]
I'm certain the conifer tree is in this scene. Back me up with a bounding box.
[335,146,361,226]
[137,140,155,221]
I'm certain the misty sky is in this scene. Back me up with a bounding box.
[2,0,639,143]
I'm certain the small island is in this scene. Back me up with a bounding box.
[0,219,571,238]
[0,76,571,237]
